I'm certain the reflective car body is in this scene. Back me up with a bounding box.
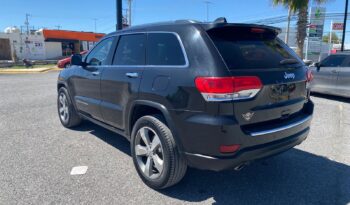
[310,53,350,98]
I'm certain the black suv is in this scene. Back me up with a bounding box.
[57,19,314,189]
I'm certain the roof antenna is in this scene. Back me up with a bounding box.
[214,17,227,23]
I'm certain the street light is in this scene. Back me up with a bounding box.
[128,0,132,26]
[204,1,212,22]
[93,18,98,33]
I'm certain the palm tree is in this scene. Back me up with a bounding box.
[272,0,296,45]
[296,4,308,58]
[272,0,326,58]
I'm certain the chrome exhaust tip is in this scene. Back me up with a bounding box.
[234,163,247,171]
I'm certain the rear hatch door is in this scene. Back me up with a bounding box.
[206,25,309,127]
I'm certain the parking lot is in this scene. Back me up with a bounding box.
[0,71,349,205]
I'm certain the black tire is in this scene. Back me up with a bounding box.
[57,87,82,128]
[131,115,187,189]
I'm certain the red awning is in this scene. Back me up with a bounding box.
[42,29,105,42]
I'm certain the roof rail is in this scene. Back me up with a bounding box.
[174,19,201,24]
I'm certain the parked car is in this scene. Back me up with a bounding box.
[57,18,314,189]
[309,52,350,98]
[57,51,88,68]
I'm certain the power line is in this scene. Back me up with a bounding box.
[247,12,350,25]
[31,14,113,20]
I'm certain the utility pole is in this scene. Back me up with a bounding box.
[25,13,30,35]
[329,20,333,55]
[93,18,98,33]
[204,1,212,22]
[341,0,348,51]
[285,6,292,45]
[329,20,333,44]
[55,25,61,30]
[305,6,312,60]
[116,0,123,30]
[128,0,132,26]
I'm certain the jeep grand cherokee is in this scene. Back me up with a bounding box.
[57,18,314,189]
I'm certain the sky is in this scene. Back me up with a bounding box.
[0,0,347,36]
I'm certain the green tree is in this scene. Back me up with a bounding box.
[272,0,327,58]
[322,32,340,43]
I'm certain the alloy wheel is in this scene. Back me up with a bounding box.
[58,93,69,123]
[135,127,164,179]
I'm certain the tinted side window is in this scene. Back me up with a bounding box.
[321,55,347,67]
[86,38,114,66]
[343,56,350,67]
[147,33,186,66]
[113,34,145,65]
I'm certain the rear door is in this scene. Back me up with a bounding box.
[312,55,346,94]
[206,26,308,126]
[335,55,350,97]
[100,34,146,129]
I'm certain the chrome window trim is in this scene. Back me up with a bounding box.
[110,31,189,68]
[250,115,312,137]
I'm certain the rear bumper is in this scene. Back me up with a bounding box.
[184,127,309,171]
[172,100,314,171]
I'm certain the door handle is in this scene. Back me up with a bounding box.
[91,71,100,76]
[126,72,139,78]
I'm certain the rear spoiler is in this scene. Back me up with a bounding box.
[201,23,282,36]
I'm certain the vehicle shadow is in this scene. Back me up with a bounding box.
[73,121,131,156]
[163,150,350,205]
[311,92,350,103]
[74,122,350,205]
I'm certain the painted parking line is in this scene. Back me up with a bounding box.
[70,166,88,175]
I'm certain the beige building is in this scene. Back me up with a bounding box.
[0,27,104,61]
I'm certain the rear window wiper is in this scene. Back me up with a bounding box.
[279,58,300,65]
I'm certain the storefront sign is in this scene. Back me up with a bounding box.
[306,7,326,61]
[332,22,344,31]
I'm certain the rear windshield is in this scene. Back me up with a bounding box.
[207,27,301,69]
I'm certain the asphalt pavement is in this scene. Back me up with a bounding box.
[0,71,349,205]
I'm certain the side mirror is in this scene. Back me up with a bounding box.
[71,54,83,66]
[314,62,321,71]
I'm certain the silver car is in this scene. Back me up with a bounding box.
[309,53,350,98]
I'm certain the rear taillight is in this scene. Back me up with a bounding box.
[306,69,313,82]
[195,76,262,102]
